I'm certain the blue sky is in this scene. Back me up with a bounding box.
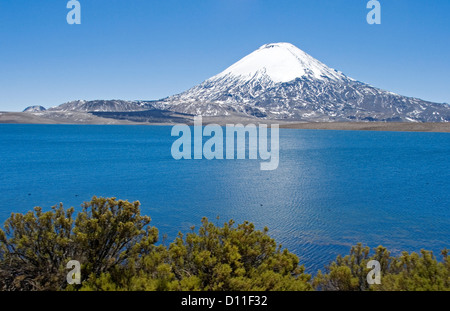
[0,0,449,111]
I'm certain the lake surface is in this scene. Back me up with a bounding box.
[0,124,449,273]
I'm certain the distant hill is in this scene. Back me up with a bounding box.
[48,100,148,113]
[23,106,46,113]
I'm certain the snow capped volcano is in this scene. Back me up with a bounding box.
[156,42,450,122]
[49,42,450,123]
[215,42,345,83]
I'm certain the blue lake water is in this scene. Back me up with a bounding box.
[0,124,449,273]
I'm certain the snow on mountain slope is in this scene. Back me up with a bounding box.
[49,100,148,112]
[215,43,346,83]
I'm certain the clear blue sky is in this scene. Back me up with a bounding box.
[0,0,449,111]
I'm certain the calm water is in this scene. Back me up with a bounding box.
[0,124,449,273]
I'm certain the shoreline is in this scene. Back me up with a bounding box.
[1,112,449,133]
[278,122,450,133]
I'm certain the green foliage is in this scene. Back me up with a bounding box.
[0,204,76,290]
[0,198,310,291]
[313,243,450,291]
[80,218,312,291]
[0,197,448,291]
[73,197,158,277]
[377,249,450,291]
[0,197,158,291]
[164,218,311,291]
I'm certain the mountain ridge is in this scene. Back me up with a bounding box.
[24,42,450,123]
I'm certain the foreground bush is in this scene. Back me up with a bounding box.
[0,197,448,291]
[313,243,450,291]
[0,197,157,291]
[0,197,311,291]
